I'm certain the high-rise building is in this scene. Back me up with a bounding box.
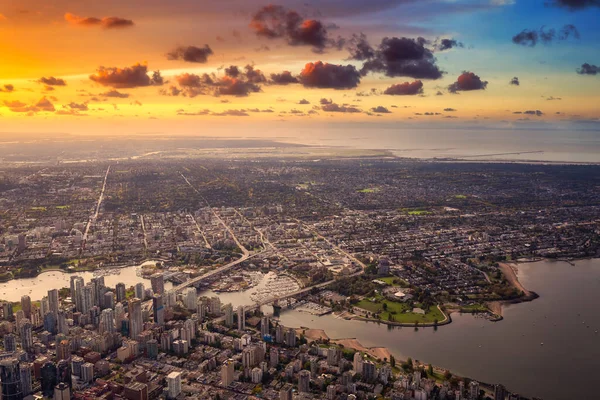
[4,333,16,352]
[54,382,70,400]
[196,299,206,321]
[115,302,125,332]
[298,370,311,393]
[48,289,59,318]
[166,371,182,398]
[128,298,143,339]
[223,303,233,327]
[251,367,263,384]
[327,347,340,366]
[103,291,115,310]
[100,308,115,334]
[285,328,296,347]
[20,296,31,319]
[237,305,245,331]
[57,311,68,335]
[152,295,164,327]
[150,273,164,295]
[90,277,105,307]
[70,356,84,379]
[81,284,93,314]
[183,288,196,310]
[2,302,13,320]
[43,312,57,335]
[56,359,71,389]
[470,381,480,399]
[72,276,85,313]
[0,358,22,400]
[353,352,364,374]
[279,386,292,400]
[124,382,148,400]
[260,315,270,337]
[221,359,234,387]
[494,384,506,400]
[56,340,71,361]
[81,363,94,384]
[19,362,32,397]
[19,319,33,353]
[115,282,127,303]
[134,283,145,300]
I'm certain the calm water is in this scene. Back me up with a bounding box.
[278,259,600,400]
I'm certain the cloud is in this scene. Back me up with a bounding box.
[65,102,89,111]
[444,108,457,112]
[320,98,333,105]
[434,38,464,51]
[512,25,579,47]
[546,0,600,10]
[299,61,361,89]
[448,72,488,93]
[383,80,423,95]
[347,33,376,61]
[0,84,14,92]
[321,103,362,113]
[577,63,599,75]
[65,13,134,29]
[546,96,562,100]
[270,71,299,85]
[167,45,213,63]
[164,65,266,97]
[524,110,544,116]
[249,5,343,52]
[371,106,391,113]
[509,76,520,86]
[177,108,249,117]
[4,97,55,113]
[298,99,310,104]
[355,36,444,79]
[100,90,130,98]
[89,63,163,88]
[38,76,67,86]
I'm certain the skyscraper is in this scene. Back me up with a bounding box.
[48,289,59,318]
[19,362,32,397]
[134,282,145,300]
[237,305,245,331]
[128,298,143,339]
[223,303,233,327]
[103,291,115,310]
[150,273,164,295]
[0,358,22,400]
[19,319,33,353]
[221,359,234,387]
[72,276,85,313]
[4,333,16,352]
[166,371,182,398]
[183,288,196,310]
[115,282,127,303]
[153,295,164,327]
[20,296,31,319]
[298,370,311,393]
[100,309,115,333]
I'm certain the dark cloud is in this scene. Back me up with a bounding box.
[577,63,599,75]
[65,13,134,29]
[448,72,488,93]
[298,99,310,104]
[347,33,376,61]
[321,103,362,113]
[357,36,444,79]
[213,109,249,117]
[444,108,457,112]
[510,77,520,86]
[434,38,464,51]
[167,45,213,63]
[250,5,343,52]
[371,106,391,113]
[38,76,67,86]
[320,98,333,105]
[546,0,600,10]
[100,90,130,98]
[0,84,14,92]
[299,61,361,89]
[512,24,579,47]
[270,71,299,85]
[546,96,562,100]
[383,80,423,95]
[524,110,544,116]
[89,63,163,88]
[65,102,89,111]
[163,65,265,98]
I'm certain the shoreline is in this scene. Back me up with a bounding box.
[486,261,541,318]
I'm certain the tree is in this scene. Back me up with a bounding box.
[390,355,395,368]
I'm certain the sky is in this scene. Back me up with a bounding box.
[0,0,599,136]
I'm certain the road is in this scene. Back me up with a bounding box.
[82,165,110,247]
[140,215,148,250]
[180,172,249,256]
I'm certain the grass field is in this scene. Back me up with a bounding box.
[377,276,404,286]
[454,194,467,199]
[357,188,380,193]
[356,295,444,324]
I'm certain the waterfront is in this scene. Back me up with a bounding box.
[2,258,598,400]
[278,259,600,400]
